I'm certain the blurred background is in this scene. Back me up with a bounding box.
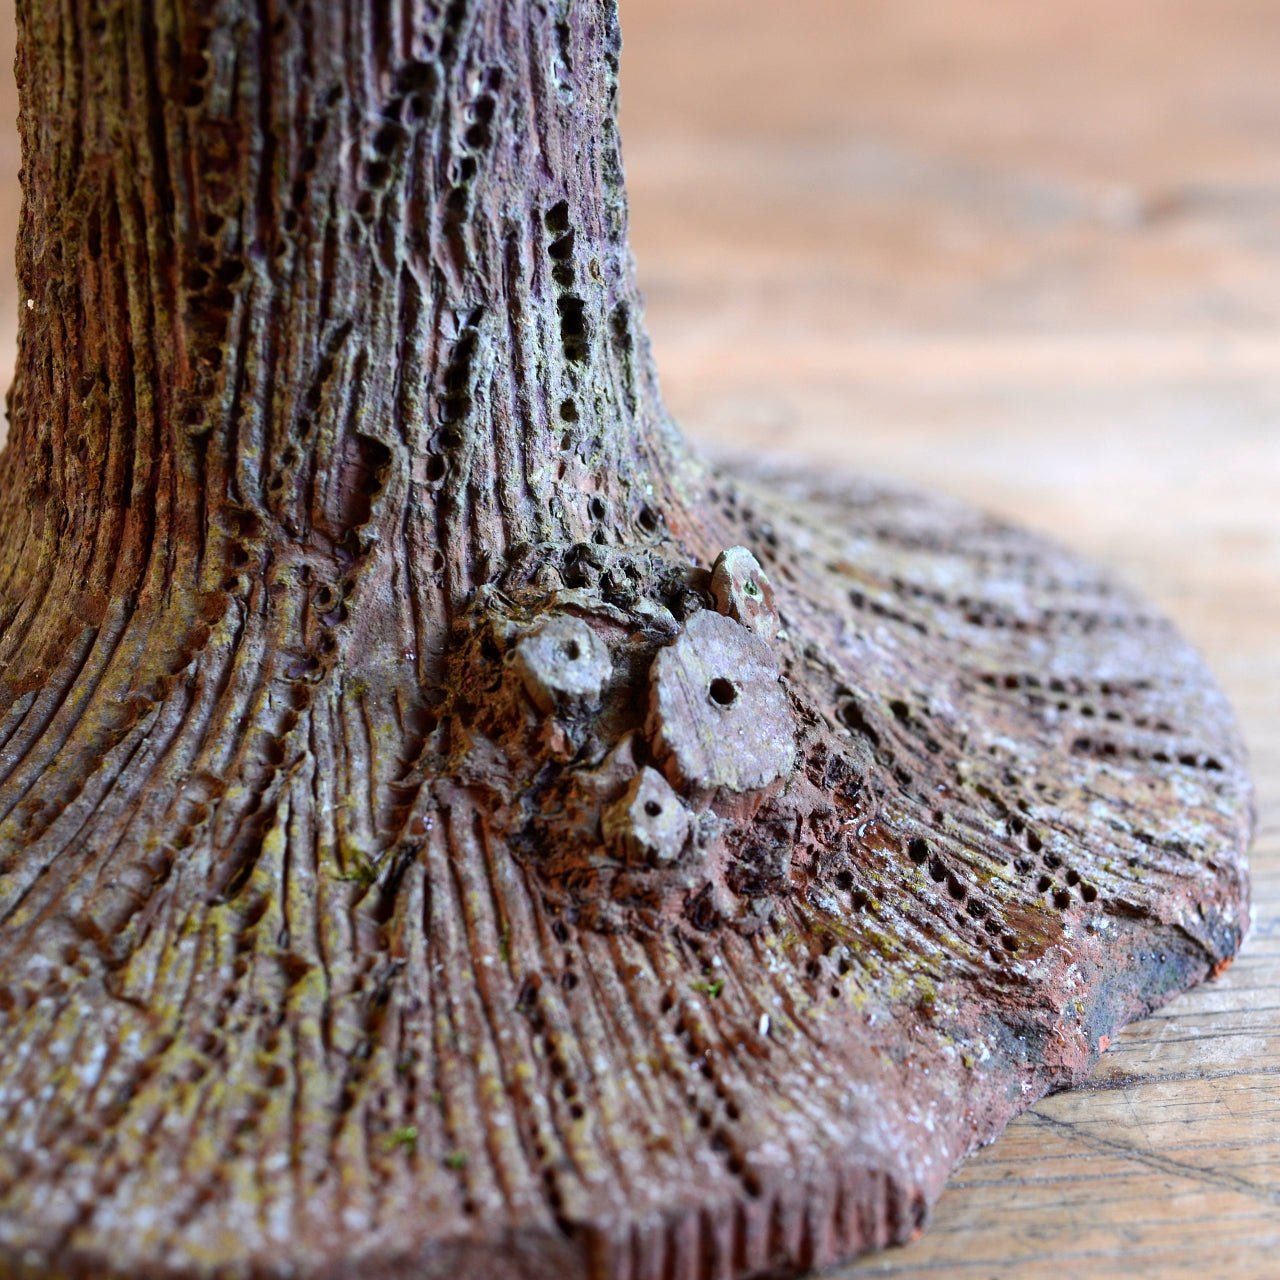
[0,3,1277,1274]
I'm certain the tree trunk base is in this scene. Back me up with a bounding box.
[0,450,1251,1280]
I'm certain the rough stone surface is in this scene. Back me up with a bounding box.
[0,2,1252,1279]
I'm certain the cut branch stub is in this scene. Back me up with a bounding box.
[511,614,612,714]
[711,544,779,642]
[647,608,796,794]
[602,766,692,867]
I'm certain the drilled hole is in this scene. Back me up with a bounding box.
[708,678,738,708]
[644,800,662,818]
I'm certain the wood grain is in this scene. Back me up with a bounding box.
[0,0,1276,1274]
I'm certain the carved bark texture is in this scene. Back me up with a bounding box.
[0,2,1253,1278]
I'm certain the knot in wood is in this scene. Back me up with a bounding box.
[602,766,693,867]
[711,545,779,642]
[509,615,611,715]
[647,609,795,794]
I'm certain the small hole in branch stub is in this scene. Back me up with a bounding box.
[708,678,738,708]
[561,640,581,662]
[644,800,662,818]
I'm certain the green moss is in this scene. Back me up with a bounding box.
[384,1126,418,1154]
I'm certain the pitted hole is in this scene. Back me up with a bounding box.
[945,873,966,901]
[545,200,570,233]
[559,398,578,422]
[1081,883,1098,903]
[966,897,988,919]
[985,917,1002,935]
[558,296,589,362]
[465,123,490,149]
[837,699,880,744]
[373,124,401,156]
[1053,888,1072,909]
[431,550,446,572]
[548,231,575,261]
[644,799,663,818]
[568,1103,585,1121]
[424,454,447,483]
[1026,829,1043,853]
[1001,934,1018,952]
[560,639,582,663]
[561,972,578,991]
[1044,852,1062,869]
[637,505,661,534]
[708,678,738,708]
[1037,874,1052,893]
[286,655,321,680]
[551,921,570,944]
[589,497,607,522]
[889,699,910,723]
[1066,869,1080,886]
[907,838,929,865]
[928,857,946,883]
[356,192,375,218]
[834,870,854,891]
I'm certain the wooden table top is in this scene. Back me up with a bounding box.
[1,1,1277,1275]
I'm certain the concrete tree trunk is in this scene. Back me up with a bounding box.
[0,2,1252,1278]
